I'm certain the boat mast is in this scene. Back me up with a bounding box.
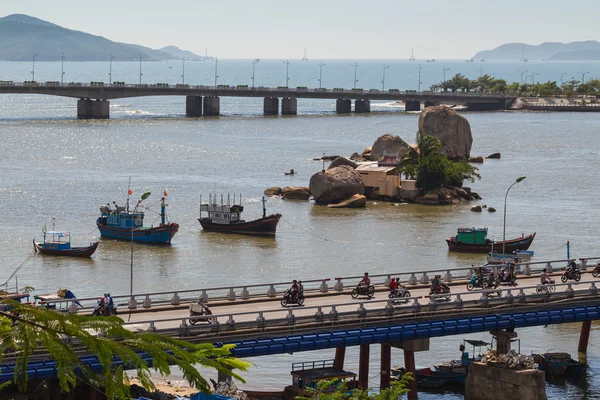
[199,194,202,219]
[262,196,266,218]
[160,196,166,226]
[127,177,131,213]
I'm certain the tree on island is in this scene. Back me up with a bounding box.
[0,299,250,399]
[296,374,413,400]
[398,131,480,191]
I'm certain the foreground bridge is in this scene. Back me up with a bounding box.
[2,256,598,397]
[0,81,516,118]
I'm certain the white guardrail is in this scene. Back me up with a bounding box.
[33,256,600,314]
[124,280,600,335]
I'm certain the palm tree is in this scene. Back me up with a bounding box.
[398,130,442,179]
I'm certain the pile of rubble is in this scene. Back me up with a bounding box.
[481,349,538,370]
[213,381,248,400]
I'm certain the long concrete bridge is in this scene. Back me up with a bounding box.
[0,81,516,118]
[2,256,598,398]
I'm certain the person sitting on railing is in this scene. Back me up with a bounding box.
[540,268,554,285]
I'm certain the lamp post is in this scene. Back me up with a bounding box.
[560,72,566,85]
[381,64,390,91]
[417,64,422,92]
[214,57,219,87]
[251,58,260,88]
[283,59,290,87]
[517,69,527,85]
[476,66,484,78]
[318,62,326,89]
[580,71,589,84]
[181,57,189,84]
[138,54,143,84]
[530,72,538,85]
[61,52,65,85]
[31,52,38,81]
[502,176,526,254]
[351,62,359,89]
[109,54,115,84]
[442,63,450,91]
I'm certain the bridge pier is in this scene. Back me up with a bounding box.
[491,329,518,354]
[203,96,220,116]
[263,97,279,115]
[466,102,505,111]
[578,320,592,360]
[404,350,418,399]
[185,95,203,117]
[358,344,370,390]
[334,346,346,370]
[281,98,297,115]
[404,100,421,112]
[424,101,438,108]
[77,98,109,119]
[336,99,352,114]
[355,99,371,113]
[380,343,391,389]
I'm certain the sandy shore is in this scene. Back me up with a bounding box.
[129,376,198,397]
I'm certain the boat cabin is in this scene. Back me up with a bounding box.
[455,227,489,245]
[287,360,356,397]
[97,204,144,229]
[42,231,72,250]
[199,194,245,224]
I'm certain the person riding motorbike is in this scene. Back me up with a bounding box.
[103,292,113,315]
[431,274,442,292]
[288,280,299,302]
[297,280,304,301]
[473,266,484,287]
[540,268,554,285]
[389,276,398,295]
[566,259,577,278]
[359,272,371,288]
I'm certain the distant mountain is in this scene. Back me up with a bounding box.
[472,41,600,61]
[0,14,200,61]
[159,46,204,60]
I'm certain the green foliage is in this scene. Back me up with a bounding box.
[0,300,250,399]
[296,373,413,400]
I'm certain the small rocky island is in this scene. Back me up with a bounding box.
[265,106,492,207]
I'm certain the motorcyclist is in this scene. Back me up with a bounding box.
[566,259,577,278]
[431,274,442,293]
[359,273,371,288]
[540,268,554,285]
[389,276,398,295]
[474,266,484,287]
[103,292,113,316]
[297,280,304,300]
[196,297,210,314]
[289,280,299,302]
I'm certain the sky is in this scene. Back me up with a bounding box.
[1,0,599,59]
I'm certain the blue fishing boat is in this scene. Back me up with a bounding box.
[96,191,178,244]
[33,219,99,257]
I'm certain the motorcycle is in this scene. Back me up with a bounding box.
[561,267,581,283]
[189,301,213,325]
[388,285,411,302]
[592,261,600,278]
[429,283,451,300]
[536,280,556,294]
[281,289,305,307]
[496,267,517,285]
[91,298,118,317]
[466,274,489,291]
[351,284,375,299]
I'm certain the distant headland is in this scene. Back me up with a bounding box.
[473,41,600,61]
[0,14,212,61]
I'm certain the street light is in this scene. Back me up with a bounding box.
[442,63,450,91]
[476,66,484,78]
[560,72,566,85]
[381,64,390,91]
[580,71,590,84]
[318,62,326,89]
[502,176,526,254]
[138,54,143,84]
[283,59,290,87]
[517,69,527,85]
[181,57,189,84]
[417,64,422,92]
[109,54,115,84]
[530,72,538,85]
[251,58,260,88]
[214,57,219,87]
[350,62,359,89]
[60,52,65,85]
[31,52,38,81]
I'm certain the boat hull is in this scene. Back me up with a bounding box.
[446,232,536,253]
[199,214,281,236]
[33,240,99,257]
[97,223,179,244]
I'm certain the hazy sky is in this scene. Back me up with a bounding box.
[2,0,599,59]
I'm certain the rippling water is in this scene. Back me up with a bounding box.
[1,63,600,398]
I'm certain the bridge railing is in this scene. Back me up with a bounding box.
[33,256,599,313]
[120,280,600,335]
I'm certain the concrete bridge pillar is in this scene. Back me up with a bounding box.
[424,101,439,108]
[186,95,203,117]
[281,98,297,115]
[334,346,346,370]
[380,343,391,389]
[358,344,370,390]
[466,102,505,111]
[77,98,109,119]
[203,96,220,116]
[491,329,518,354]
[404,100,421,112]
[578,320,592,359]
[404,350,418,399]
[336,99,352,114]
[355,99,371,113]
[263,97,279,115]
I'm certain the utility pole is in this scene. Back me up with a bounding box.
[109,54,115,84]
[417,64,422,92]
[139,54,143,84]
[61,52,65,85]
[283,59,290,87]
[381,64,390,91]
[351,62,359,89]
[442,63,450,91]
[318,62,326,89]
[214,57,219,87]
[251,58,260,88]
[31,52,38,81]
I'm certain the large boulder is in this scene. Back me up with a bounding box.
[309,165,365,204]
[370,134,411,163]
[281,186,311,200]
[328,156,358,170]
[418,106,473,160]
[264,187,282,196]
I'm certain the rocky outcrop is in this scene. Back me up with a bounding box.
[418,106,473,160]
[328,156,358,170]
[309,165,365,204]
[327,194,367,208]
[407,185,480,205]
[469,156,484,163]
[350,152,367,162]
[281,186,311,200]
[487,152,501,159]
[362,146,372,160]
[264,187,282,196]
[370,134,411,163]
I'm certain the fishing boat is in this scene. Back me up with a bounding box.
[426,59,436,62]
[532,352,586,377]
[486,249,534,264]
[198,194,281,236]
[391,366,465,388]
[284,169,297,176]
[446,227,535,253]
[434,339,489,375]
[33,220,98,257]
[96,190,179,244]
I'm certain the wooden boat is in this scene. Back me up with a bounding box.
[446,227,535,253]
[198,194,281,237]
[33,224,98,257]
[97,191,178,244]
[391,366,464,388]
[284,169,297,176]
[486,249,534,264]
[532,352,586,377]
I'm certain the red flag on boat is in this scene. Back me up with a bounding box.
[128,189,133,196]
[164,190,168,197]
